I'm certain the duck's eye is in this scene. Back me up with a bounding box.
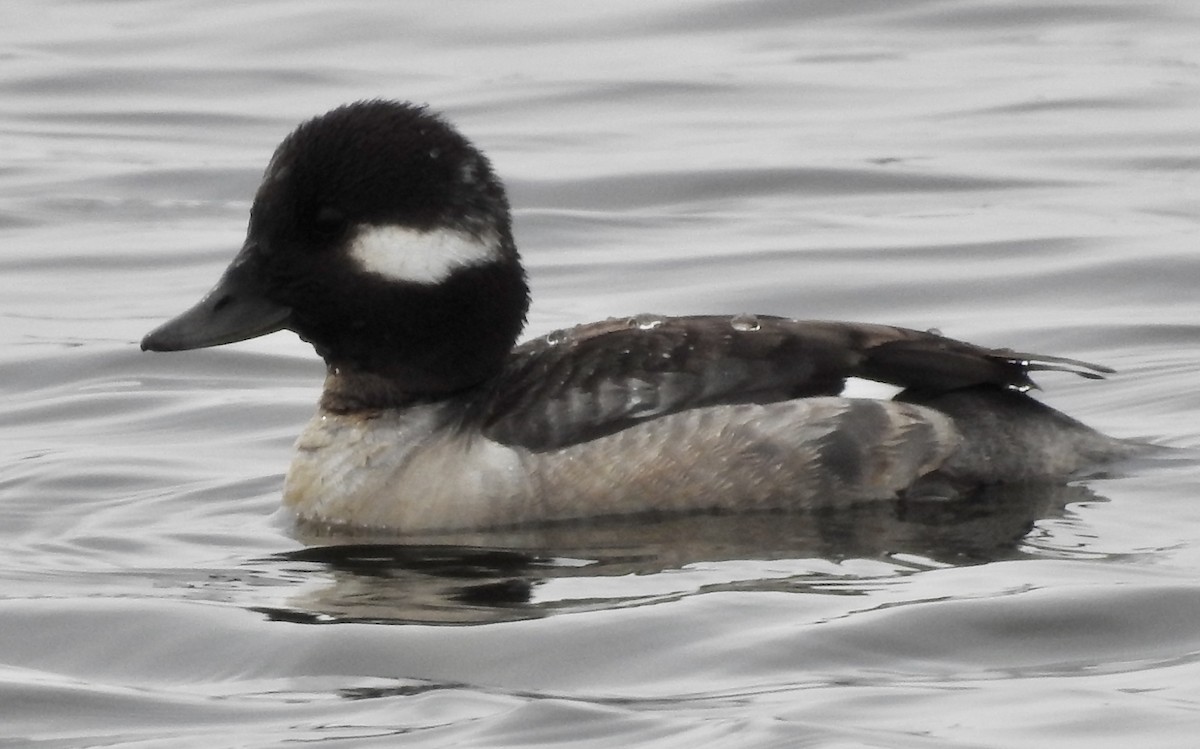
[312,205,347,235]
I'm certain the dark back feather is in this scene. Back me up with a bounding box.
[477,317,1110,451]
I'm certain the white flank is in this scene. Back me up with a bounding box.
[841,377,903,400]
[348,224,498,284]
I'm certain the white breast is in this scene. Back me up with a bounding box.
[282,404,534,531]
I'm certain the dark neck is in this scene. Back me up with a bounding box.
[308,257,528,412]
[319,369,433,413]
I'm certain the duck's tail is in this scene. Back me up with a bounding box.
[898,386,1139,486]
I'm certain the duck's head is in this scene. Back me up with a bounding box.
[142,100,530,400]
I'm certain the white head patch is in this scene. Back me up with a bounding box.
[347,224,499,284]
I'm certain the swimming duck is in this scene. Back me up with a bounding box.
[142,100,1127,533]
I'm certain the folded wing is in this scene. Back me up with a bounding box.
[479,316,1110,451]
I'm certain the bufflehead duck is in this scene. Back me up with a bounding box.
[142,100,1129,533]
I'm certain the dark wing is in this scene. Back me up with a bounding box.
[477,316,1111,451]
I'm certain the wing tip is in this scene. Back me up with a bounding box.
[1003,350,1115,380]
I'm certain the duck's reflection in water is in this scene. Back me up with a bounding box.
[257,483,1104,625]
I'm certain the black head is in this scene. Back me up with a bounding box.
[142,100,531,401]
